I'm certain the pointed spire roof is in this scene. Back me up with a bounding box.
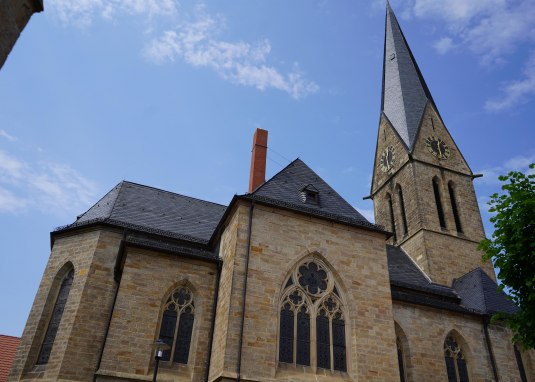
[382,2,437,149]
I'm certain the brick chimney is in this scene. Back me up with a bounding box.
[248,128,268,193]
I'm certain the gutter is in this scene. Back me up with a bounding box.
[483,315,500,381]
[236,201,255,382]
[204,260,222,382]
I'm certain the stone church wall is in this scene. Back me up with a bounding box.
[9,229,122,381]
[96,247,218,381]
[393,301,535,382]
[212,203,400,381]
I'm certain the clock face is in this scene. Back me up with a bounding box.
[425,136,450,160]
[379,146,395,172]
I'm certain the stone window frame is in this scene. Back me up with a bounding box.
[395,184,409,237]
[278,256,350,373]
[447,181,463,234]
[154,281,200,372]
[32,262,75,368]
[386,192,397,243]
[432,177,447,229]
[443,333,471,382]
[395,322,411,382]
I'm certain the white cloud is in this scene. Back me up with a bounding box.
[47,1,318,99]
[144,11,319,99]
[485,52,535,111]
[0,187,28,213]
[0,149,98,216]
[48,0,178,27]
[0,130,17,142]
[433,37,455,55]
[477,154,535,185]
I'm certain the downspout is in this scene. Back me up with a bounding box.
[236,202,255,382]
[483,315,500,382]
[204,260,222,382]
[93,229,127,382]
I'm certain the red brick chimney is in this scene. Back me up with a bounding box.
[248,128,268,193]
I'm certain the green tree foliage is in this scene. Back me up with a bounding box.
[479,164,535,349]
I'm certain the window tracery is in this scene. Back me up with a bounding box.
[279,259,346,372]
[36,267,74,365]
[158,286,195,364]
[444,336,469,382]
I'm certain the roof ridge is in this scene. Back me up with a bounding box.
[0,334,21,339]
[76,180,124,221]
[248,157,301,195]
[120,180,228,207]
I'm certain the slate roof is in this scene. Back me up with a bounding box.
[61,181,227,244]
[386,245,458,299]
[382,2,437,149]
[245,159,385,233]
[453,268,518,315]
[0,335,20,382]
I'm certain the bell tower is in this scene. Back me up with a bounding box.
[370,3,495,285]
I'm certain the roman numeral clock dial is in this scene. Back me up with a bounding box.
[425,136,450,160]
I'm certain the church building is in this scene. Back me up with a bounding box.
[9,3,535,382]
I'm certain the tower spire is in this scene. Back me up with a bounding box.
[382,2,437,149]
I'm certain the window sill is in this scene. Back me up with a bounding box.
[276,362,351,380]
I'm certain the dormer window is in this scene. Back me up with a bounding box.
[300,185,319,205]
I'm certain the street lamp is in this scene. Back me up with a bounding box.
[151,339,170,382]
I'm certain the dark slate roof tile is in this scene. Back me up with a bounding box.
[453,268,518,315]
[59,181,227,244]
[382,2,437,149]
[248,159,383,232]
[387,245,458,299]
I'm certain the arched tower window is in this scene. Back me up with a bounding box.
[279,259,347,372]
[514,344,528,382]
[396,185,408,236]
[37,267,74,365]
[448,182,463,233]
[157,286,195,364]
[444,336,469,382]
[433,178,446,229]
[386,193,397,242]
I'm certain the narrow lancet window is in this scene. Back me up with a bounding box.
[397,186,408,236]
[387,194,397,242]
[433,179,446,229]
[37,268,74,365]
[158,286,195,364]
[448,182,463,233]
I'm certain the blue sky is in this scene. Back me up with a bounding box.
[1,0,534,336]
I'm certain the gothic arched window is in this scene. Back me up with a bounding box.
[37,267,74,365]
[279,259,347,372]
[158,286,195,364]
[396,185,408,236]
[444,336,469,382]
[448,182,463,233]
[387,193,397,242]
[433,178,447,229]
